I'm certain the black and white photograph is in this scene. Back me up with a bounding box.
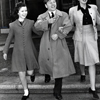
[0,0,100,100]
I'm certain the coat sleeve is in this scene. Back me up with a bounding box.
[96,8,100,25]
[57,12,72,39]
[32,20,43,36]
[34,15,49,31]
[69,7,74,26]
[3,23,14,54]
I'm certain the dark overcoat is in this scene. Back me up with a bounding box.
[35,9,76,78]
[3,19,38,72]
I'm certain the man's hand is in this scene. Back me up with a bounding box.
[3,53,7,60]
[51,34,58,40]
[47,18,55,24]
[59,26,64,33]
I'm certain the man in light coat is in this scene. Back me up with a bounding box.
[35,0,75,100]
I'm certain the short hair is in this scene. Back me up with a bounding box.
[43,0,57,4]
[11,1,27,20]
[43,0,49,4]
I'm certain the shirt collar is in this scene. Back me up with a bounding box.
[38,9,62,20]
[77,4,91,11]
[48,10,56,16]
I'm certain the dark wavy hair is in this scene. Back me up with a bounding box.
[11,1,27,21]
[43,0,57,4]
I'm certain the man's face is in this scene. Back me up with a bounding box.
[45,0,57,11]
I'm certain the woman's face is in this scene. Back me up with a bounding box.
[78,0,88,4]
[45,0,57,11]
[18,6,28,19]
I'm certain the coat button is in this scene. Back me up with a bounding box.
[48,48,50,50]
[47,59,49,61]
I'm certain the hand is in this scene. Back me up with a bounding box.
[51,34,58,40]
[3,53,7,60]
[47,18,55,24]
[59,27,64,33]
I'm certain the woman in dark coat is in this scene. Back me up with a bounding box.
[3,2,38,100]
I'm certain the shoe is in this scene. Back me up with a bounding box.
[53,93,62,100]
[45,74,51,83]
[89,88,99,99]
[21,92,30,100]
[80,75,86,82]
[30,75,35,82]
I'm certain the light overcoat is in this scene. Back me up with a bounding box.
[35,9,75,78]
[3,19,39,72]
[69,4,100,41]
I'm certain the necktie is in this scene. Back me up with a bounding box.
[48,12,54,40]
[49,12,54,18]
[51,12,54,18]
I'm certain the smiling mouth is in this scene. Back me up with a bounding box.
[51,6,56,8]
[83,0,87,2]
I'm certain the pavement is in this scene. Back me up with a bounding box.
[0,33,100,94]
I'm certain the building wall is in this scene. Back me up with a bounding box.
[0,0,10,28]
[97,0,100,13]
[0,0,100,28]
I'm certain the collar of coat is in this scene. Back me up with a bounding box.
[77,4,91,11]
[38,9,62,19]
[15,18,28,26]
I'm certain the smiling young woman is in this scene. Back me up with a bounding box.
[3,2,39,100]
[69,0,100,99]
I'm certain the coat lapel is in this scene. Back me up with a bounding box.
[88,8,96,25]
[40,10,62,28]
[51,9,62,27]
[16,20,21,26]
[76,9,83,25]
[15,19,27,27]
[23,19,27,26]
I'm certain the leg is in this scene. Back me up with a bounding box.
[80,64,86,82]
[45,74,51,83]
[80,64,85,76]
[19,72,30,100]
[89,65,95,90]
[19,71,28,92]
[27,70,34,76]
[53,78,62,100]
[27,70,35,82]
[88,65,99,99]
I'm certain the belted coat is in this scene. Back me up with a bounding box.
[3,19,39,72]
[35,9,75,78]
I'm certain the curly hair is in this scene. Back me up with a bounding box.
[11,1,27,20]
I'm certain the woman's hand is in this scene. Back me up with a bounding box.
[3,53,7,60]
[51,34,58,40]
[59,26,64,33]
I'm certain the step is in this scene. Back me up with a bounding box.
[0,75,100,94]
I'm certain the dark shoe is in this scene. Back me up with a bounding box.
[80,75,86,82]
[45,74,51,83]
[30,75,35,82]
[21,93,30,100]
[89,88,99,99]
[53,93,62,100]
